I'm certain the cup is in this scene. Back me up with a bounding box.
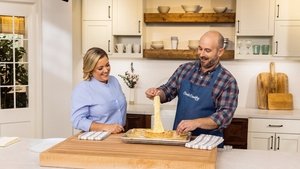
[171,36,178,49]
[125,44,132,53]
[252,45,260,55]
[261,45,270,55]
[133,43,140,53]
[115,43,124,53]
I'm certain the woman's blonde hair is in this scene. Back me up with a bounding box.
[82,47,108,81]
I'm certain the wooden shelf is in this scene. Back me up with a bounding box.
[144,13,235,23]
[143,49,234,60]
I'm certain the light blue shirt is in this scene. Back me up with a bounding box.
[71,76,127,131]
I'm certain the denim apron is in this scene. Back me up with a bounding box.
[173,65,223,139]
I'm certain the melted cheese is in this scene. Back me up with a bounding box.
[153,95,165,133]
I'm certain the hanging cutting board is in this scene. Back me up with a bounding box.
[257,62,289,109]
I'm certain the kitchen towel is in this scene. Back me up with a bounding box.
[78,131,111,141]
[185,134,224,150]
[0,137,20,147]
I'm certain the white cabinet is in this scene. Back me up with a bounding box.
[248,118,300,153]
[273,21,300,57]
[82,21,112,54]
[82,0,113,55]
[112,0,142,35]
[82,0,112,20]
[273,0,300,57]
[236,0,275,35]
[111,0,143,58]
[275,0,300,20]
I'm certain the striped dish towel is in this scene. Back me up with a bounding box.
[185,134,224,150]
[78,131,111,141]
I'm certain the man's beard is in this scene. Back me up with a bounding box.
[199,55,218,69]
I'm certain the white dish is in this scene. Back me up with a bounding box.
[188,45,198,50]
[157,6,170,13]
[181,5,202,13]
[151,44,164,49]
[188,40,199,50]
[151,41,163,44]
[213,7,227,13]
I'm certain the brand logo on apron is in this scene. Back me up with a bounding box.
[183,91,200,101]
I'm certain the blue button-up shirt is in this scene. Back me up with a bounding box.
[71,76,127,131]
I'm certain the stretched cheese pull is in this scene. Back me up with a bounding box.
[153,95,165,133]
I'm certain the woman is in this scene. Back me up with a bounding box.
[71,47,126,134]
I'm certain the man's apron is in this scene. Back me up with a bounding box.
[173,65,223,138]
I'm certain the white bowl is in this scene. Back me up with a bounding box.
[213,7,227,13]
[181,5,202,13]
[151,41,163,44]
[151,43,164,49]
[157,6,170,13]
[188,40,199,50]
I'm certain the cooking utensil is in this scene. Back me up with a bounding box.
[267,62,293,110]
[257,62,289,109]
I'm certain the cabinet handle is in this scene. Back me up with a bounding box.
[138,20,141,33]
[237,20,240,33]
[268,124,283,127]
[108,6,111,19]
[275,41,278,54]
[276,136,280,150]
[270,136,273,150]
[277,4,280,18]
[108,40,111,52]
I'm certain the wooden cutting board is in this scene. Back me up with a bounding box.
[257,62,289,109]
[40,134,217,169]
[268,93,293,110]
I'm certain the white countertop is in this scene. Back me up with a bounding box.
[1,138,299,169]
[128,104,300,120]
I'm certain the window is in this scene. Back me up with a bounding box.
[0,15,28,109]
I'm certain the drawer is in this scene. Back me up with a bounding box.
[248,118,300,133]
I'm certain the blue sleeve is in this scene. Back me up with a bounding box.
[71,82,93,131]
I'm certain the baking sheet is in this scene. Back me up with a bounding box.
[121,129,191,146]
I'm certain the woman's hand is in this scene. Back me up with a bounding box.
[103,124,124,134]
[90,122,124,134]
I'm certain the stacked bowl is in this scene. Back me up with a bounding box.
[151,41,164,49]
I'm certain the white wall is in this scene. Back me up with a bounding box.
[73,0,300,112]
[107,59,300,109]
[41,0,73,138]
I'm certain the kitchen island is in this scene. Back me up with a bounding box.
[0,136,299,169]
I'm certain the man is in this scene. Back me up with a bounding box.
[145,31,239,140]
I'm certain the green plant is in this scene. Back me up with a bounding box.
[0,35,28,108]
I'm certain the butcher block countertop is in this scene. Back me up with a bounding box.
[40,134,217,169]
[1,138,299,169]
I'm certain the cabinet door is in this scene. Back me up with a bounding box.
[82,21,112,54]
[274,21,300,57]
[236,0,275,35]
[276,133,300,153]
[276,0,300,20]
[248,132,275,150]
[125,114,151,131]
[223,118,248,149]
[82,0,112,20]
[112,0,142,35]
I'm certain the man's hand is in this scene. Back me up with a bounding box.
[176,119,198,134]
[176,117,218,134]
[145,88,160,100]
